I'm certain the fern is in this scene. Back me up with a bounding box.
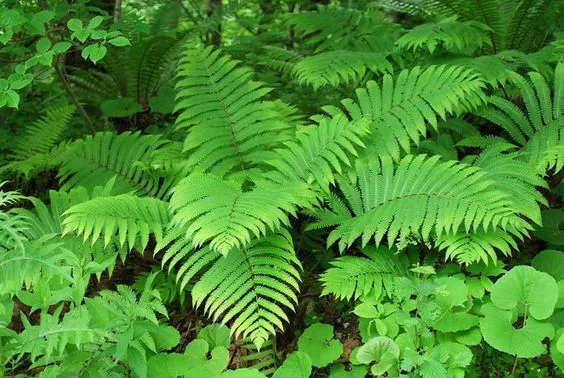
[292,51,392,90]
[158,231,301,349]
[169,173,314,255]
[320,247,408,300]
[311,155,534,253]
[317,65,486,160]
[62,194,170,251]
[479,62,564,173]
[396,17,492,54]
[264,115,370,188]
[1,105,74,178]
[174,46,295,176]
[58,131,167,195]
[0,186,28,251]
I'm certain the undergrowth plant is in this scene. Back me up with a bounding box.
[0,0,563,377]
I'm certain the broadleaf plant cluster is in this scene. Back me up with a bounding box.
[0,0,563,377]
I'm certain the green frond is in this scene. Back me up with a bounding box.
[0,186,28,251]
[417,0,556,52]
[58,131,167,195]
[480,62,564,172]
[16,305,97,363]
[240,338,281,374]
[63,194,170,251]
[436,227,525,264]
[264,115,370,188]
[396,17,492,54]
[162,231,301,349]
[521,124,564,174]
[293,51,392,90]
[262,46,302,76]
[320,247,408,300]
[317,65,486,160]
[312,154,534,252]
[472,145,547,223]
[169,173,314,255]
[174,46,295,176]
[1,106,74,178]
[0,236,75,295]
[286,5,399,53]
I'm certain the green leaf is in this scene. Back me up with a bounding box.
[433,312,480,333]
[534,210,564,246]
[297,323,343,368]
[491,266,558,319]
[5,90,19,108]
[551,329,564,372]
[72,29,91,43]
[532,250,564,281]
[356,336,399,375]
[36,37,51,53]
[67,19,83,32]
[149,86,175,114]
[198,324,231,349]
[353,303,379,318]
[329,364,368,378]
[87,16,105,30]
[272,352,312,378]
[480,303,554,358]
[108,36,131,47]
[52,42,72,54]
[101,97,142,117]
[88,44,107,64]
[90,29,108,40]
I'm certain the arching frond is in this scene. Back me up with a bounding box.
[63,194,171,251]
[311,155,534,252]
[58,131,167,195]
[320,247,408,300]
[169,173,314,255]
[1,106,74,178]
[158,231,301,349]
[293,51,392,90]
[264,115,370,188]
[317,65,486,160]
[396,17,492,54]
[480,62,564,173]
[174,46,295,176]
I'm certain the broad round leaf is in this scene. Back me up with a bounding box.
[491,266,558,319]
[297,323,343,368]
[198,324,231,349]
[272,352,311,378]
[480,303,554,358]
[356,336,399,375]
[532,249,564,280]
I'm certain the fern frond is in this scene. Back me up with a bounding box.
[320,247,408,300]
[17,305,97,363]
[162,231,301,349]
[317,65,486,160]
[436,227,525,264]
[174,46,295,176]
[471,145,547,225]
[62,194,170,251]
[480,62,564,173]
[169,173,314,255]
[0,186,28,251]
[396,17,492,54]
[0,236,74,295]
[293,51,392,90]
[58,132,167,195]
[264,115,370,188]
[312,155,532,252]
[1,106,74,178]
[262,46,302,76]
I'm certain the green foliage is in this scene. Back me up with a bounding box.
[1,1,563,376]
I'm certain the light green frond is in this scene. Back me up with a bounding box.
[312,154,533,252]
[163,231,301,349]
[436,227,526,264]
[264,115,370,188]
[58,131,166,195]
[169,173,314,255]
[293,51,392,90]
[320,247,408,300]
[174,46,295,176]
[317,65,486,160]
[396,17,491,54]
[63,194,170,251]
